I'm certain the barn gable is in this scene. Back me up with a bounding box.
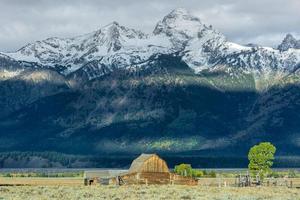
[128,153,169,173]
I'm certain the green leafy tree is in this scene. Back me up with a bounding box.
[174,164,193,177]
[174,163,204,177]
[248,142,276,180]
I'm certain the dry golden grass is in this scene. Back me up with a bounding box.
[0,185,299,200]
[2,177,299,187]
[0,177,82,186]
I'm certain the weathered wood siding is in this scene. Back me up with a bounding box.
[141,155,169,173]
[170,173,198,185]
[128,154,169,173]
[117,172,198,185]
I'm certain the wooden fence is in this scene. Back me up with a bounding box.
[197,178,300,188]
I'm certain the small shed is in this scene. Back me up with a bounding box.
[84,170,127,185]
[114,153,198,185]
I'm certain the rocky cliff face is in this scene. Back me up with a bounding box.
[0,9,300,159]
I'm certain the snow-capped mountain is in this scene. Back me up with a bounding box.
[1,8,300,164]
[3,8,300,82]
[153,8,209,48]
[5,22,165,75]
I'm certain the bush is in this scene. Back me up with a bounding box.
[174,163,204,178]
[174,164,193,177]
[268,171,280,178]
[208,171,216,178]
[192,169,204,177]
[3,173,12,177]
[288,170,297,178]
[202,170,217,178]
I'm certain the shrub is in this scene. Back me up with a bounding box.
[174,163,204,178]
[288,170,297,178]
[208,171,216,178]
[192,169,204,177]
[174,164,193,177]
[268,171,280,178]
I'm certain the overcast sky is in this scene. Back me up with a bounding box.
[0,0,299,52]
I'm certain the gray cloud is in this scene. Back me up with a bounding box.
[0,0,299,52]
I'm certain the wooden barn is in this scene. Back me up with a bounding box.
[129,153,169,173]
[113,153,198,185]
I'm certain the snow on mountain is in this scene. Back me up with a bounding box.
[181,26,228,73]
[2,8,300,82]
[278,34,300,51]
[4,22,171,75]
[0,53,25,80]
[153,8,206,48]
[1,9,300,158]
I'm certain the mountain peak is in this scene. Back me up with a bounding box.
[168,8,191,17]
[153,8,203,40]
[285,33,295,40]
[278,33,300,51]
[165,8,200,21]
[103,21,121,29]
[2,8,299,80]
[100,21,147,38]
[111,21,119,26]
[91,21,148,52]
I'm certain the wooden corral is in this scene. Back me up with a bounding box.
[113,154,198,186]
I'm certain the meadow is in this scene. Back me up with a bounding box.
[0,185,299,200]
[0,169,299,200]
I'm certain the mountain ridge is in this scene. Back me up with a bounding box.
[2,8,300,83]
[0,8,300,166]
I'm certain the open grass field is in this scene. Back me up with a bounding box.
[0,173,300,200]
[2,177,300,187]
[0,177,83,186]
[0,185,299,200]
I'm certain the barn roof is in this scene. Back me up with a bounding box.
[129,153,155,173]
[128,154,156,173]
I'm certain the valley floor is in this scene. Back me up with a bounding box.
[0,185,299,200]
